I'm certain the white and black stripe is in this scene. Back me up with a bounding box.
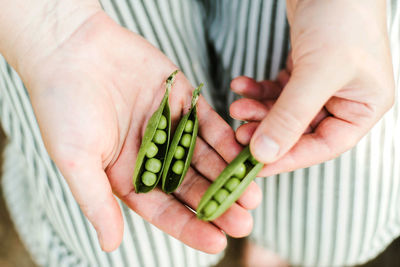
[1,0,399,266]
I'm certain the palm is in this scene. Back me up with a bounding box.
[27,12,261,252]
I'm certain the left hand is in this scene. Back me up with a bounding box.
[230,0,395,176]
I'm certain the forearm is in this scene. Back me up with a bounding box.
[0,0,101,81]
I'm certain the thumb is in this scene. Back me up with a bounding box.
[250,62,346,163]
[55,154,124,252]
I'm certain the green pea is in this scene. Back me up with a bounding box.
[184,120,194,133]
[153,129,167,144]
[214,188,229,204]
[248,155,258,165]
[145,158,162,173]
[180,133,191,148]
[234,163,246,179]
[203,200,219,217]
[174,146,185,159]
[146,142,158,158]
[158,115,167,130]
[172,160,185,175]
[142,171,157,186]
[224,177,241,192]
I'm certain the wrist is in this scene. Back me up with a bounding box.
[0,0,101,83]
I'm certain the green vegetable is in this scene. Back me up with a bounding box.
[161,84,202,193]
[146,142,158,158]
[153,130,167,145]
[145,158,162,173]
[224,178,241,192]
[196,146,263,221]
[141,171,157,187]
[174,146,185,159]
[132,70,178,193]
[203,200,218,217]
[184,120,194,133]
[172,160,184,175]
[234,163,246,179]
[180,133,191,148]
[214,188,229,204]
[158,115,167,130]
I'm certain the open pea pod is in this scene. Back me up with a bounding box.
[196,146,264,221]
[132,70,178,193]
[161,84,203,193]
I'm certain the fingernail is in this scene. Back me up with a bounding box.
[253,134,280,162]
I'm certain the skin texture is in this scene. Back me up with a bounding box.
[231,0,395,178]
[0,4,263,253]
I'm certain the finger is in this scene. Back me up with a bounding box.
[235,122,260,145]
[197,96,243,162]
[122,188,227,254]
[191,137,262,210]
[231,76,282,100]
[174,168,254,237]
[56,155,123,252]
[230,98,272,121]
[257,116,363,177]
[276,69,290,88]
[250,62,348,163]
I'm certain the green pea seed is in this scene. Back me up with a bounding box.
[158,115,167,130]
[248,155,258,165]
[214,188,229,204]
[146,142,158,158]
[203,200,219,217]
[184,120,194,133]
[234,163,246,179]
[174,146,185,160]
[224,177,241,192]
[145,158,162,173]
[142,171,157,186]
[172,160,185,175]
[153,129,167,144]
[180,133,191,148]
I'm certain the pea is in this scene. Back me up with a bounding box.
[141,171,157,186]
[224,177,241,192]
[180,133,191,148]
[172,160,185,175]
[203,200,218,217]
[234,163,246,179]
[153,129,167,144]
[158,115,167,130]
[248,155,258,165]
[174,146,185,159]
[184,120,194,133]
[214,188,229,204]
[146,142,158,158]
[145,158,162,173]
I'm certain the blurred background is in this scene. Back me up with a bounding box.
[1,127,399,267]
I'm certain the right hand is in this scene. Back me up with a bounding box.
[12,10,262,252]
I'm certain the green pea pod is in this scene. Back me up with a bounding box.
[196,146,263,221]
[132,70,178,193]
[161,84,203,193]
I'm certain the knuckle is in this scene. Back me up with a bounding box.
[269,106,305,139]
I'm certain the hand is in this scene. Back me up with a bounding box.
[230,0,394,176]
[19,11,261,252]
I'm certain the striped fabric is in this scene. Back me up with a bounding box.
[0,0,399,266]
